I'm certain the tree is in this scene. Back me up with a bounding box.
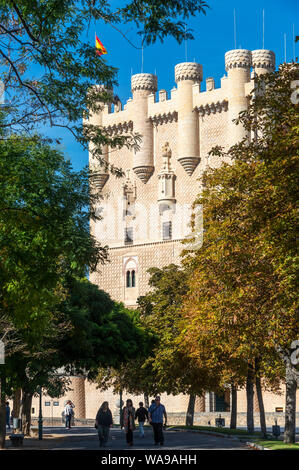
[97,264,220,426]
[0,316,25,448]
[5,277,149,435]
[179,63,299,439]
[0,133,107,446]
[59,277,149,376]
[0,0,208,168]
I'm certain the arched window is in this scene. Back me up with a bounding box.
[126,270,131,287]
[124,258,137,289]
[131,270,136,287]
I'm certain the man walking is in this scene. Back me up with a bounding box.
[148,396,167,446]
[6,402,10,429]
[135,402,148,438]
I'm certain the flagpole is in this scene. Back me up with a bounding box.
[141,37,144,73]
[234,9,237,49]
[293,24,295,62]
[185,24,187,62]
[262,9,265,49]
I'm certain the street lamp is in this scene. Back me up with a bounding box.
[38,387,43,440]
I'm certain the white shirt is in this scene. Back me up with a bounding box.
[64,404,73,416]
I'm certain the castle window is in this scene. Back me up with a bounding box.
[131,270,136,287]
[125,227,133,245]
[162,221,172,240]
[126,270,131,287]
[124,257,138,291]
[126,269,136,288]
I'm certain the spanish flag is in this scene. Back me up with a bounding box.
[95,34,107,56]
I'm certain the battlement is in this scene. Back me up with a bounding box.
[96,49,275,125]
[90,48,275,186]
[131,73,157,93]
[252,49,275,70]
[225,49,252,70]
[174,62,203,83]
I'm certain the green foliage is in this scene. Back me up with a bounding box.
[0,0,208,168]
[59,277,150,379]
[0,133,107,339]
[97,264,219,396]
[178,63,299,389]
[4,277,150,398]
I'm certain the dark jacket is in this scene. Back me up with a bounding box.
[135,406,148,423]
[96,408,113,427]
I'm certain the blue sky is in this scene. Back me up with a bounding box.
[52,0,298,171]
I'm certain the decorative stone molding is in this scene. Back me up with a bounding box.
[133,165,154,183]
[105,120,133,136]
[158,142,176,207]
[123,169,136,218]
[225,49,252,71]
[178,157,200,176]
[252,49,275,70]
[131,73,158,93]
[195,100,228,117]
[149,111,178,126]
[91,173,109,191]
[175,62,203,83]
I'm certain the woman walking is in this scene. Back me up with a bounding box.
[95,401,113,448]
[121,399,135,446]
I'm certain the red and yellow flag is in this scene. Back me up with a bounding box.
[95,34,107,56]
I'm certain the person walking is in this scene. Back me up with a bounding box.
[121,399,135,446]
[5,402,10,429]
[148,396,167,446]
[64,400,74,429]
[135,401,148,438]
[95,401,113,448]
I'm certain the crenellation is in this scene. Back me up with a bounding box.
[206,77,215,91]
[148,90,177,117]
[159,89,168,101]
[170,86,177,99]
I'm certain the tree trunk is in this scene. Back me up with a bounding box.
[284,360,297,443]
[0,371,6,449]
[230,384,237,429]
[20,389,33,436]
[186,394,196,427]
[143,393,149,409]
[12,388,21,420]
[255,376,267,436]
[246,364,254,433]
[255,359,267,437]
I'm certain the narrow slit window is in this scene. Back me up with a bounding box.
[162,221,172,240]
[125,227,133,245]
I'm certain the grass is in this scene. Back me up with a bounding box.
[251,439,299,450]
[168,424,264,437]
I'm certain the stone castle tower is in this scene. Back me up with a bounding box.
[30,48,299,423]
[89,49,275,307]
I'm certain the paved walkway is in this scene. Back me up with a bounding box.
[6,426,250,450]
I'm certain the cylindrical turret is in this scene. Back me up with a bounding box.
[88,85,111,191]
[131,73,157,183]
[225,49,252,145]
[175,62,202,175]
[252,49,275,75]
